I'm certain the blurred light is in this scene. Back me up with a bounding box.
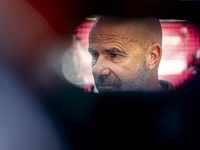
[85,18,98,21]
[159,22,200,88]
[196,48,200,58]
[62,21,95,87]
[180,26,188,36]
[160,19,187,23]
[62,35,94,86]
[163,36,181,45]
[159,60,187,75]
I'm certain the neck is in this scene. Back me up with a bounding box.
[145,71,165,92]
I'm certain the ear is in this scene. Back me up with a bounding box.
[146,43,161,71]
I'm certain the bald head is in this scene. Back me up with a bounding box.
[89,15,164,92]
[90,15,162,52]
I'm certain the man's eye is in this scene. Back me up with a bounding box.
[110,53,120,58]
[91,53,99,58]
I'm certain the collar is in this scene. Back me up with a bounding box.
[159,79,174,91]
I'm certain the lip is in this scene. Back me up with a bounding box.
[98,85,115,89]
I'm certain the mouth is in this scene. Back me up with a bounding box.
[97,85,119,92]
[98,85,115,89]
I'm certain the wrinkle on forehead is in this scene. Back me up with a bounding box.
[89,33,139,53]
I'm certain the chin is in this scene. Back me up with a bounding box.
[97,85,121,93]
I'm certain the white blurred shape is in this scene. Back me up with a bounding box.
[62,35,94,86]
[180,27,188,36]
[196,48,200,59]
[163,36,181,45]
[158,60,187,75]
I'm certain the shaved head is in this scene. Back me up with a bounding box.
[89,15,164,92]
[90,15,162,52]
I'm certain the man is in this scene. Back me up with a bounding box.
[89,15,174,93]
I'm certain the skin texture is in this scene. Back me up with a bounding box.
[89,15,164,92]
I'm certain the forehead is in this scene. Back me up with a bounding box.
[89,20,141,49]
[90,20,137,38]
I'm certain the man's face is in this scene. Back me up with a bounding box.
[89,21,148,93]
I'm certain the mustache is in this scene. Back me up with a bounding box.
[94,75,120,86]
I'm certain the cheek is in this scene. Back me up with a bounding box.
[112,60,139,82]
[115,51,145,81]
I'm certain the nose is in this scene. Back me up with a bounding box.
[92,56,111,77]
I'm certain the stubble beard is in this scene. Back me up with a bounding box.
[94,57,148,93]
[121,56,148,91]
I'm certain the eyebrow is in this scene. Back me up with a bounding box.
[88,48,128,55]
[105,48,127,55]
